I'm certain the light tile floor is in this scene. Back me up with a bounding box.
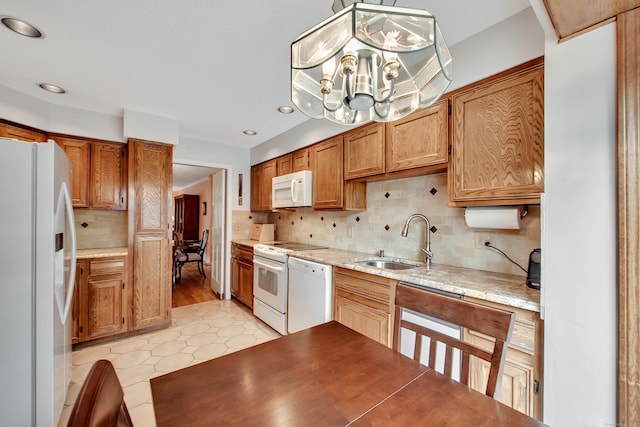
[58,299,280,427]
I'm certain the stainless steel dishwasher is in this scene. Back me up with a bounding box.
[287,257,333,334]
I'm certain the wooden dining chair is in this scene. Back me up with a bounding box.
[393,283,516,399]
[67,359,134,427]
[175,229,209,280]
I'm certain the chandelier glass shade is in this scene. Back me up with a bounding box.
[291,1,452,125]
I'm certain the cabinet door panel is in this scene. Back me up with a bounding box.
[451,67,544,204]
[386,100,449,172]
[58,138,90,207]
[276,154,292,176]
[334,295,390,346]
[344,123,385,179]
[87,277,125,340]
[133,235,170,329]
[238,260,253,309]
[469,355,533,416]
[92,143,127,209]
[312,136,344,209]
[133,142,171,232]
[292,148,310,172]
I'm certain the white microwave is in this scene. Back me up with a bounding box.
[272,170,312,208]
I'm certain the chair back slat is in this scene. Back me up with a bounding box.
[393,284,515,399]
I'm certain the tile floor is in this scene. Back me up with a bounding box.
[58,298,280,427]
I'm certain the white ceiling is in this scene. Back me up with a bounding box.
[173,163,219,191]
[0,0,531,150]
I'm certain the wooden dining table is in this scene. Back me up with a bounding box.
[150,321,548,427]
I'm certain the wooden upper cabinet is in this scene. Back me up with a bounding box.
[57,137,91,207]
[276,154,292,176]
[292,148,310,172]
[91,142,127,210]
[311,136,344,209]
[55,136,127,209]
[311,135,366,210]
[250,159,276,212]
[344,122,385,179]
[386,100,449,173]
[0,122,47,142]
[449,64,544,206]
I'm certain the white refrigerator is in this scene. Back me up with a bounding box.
[0,138,77,426]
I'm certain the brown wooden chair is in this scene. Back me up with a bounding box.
[67,359,134,427]
[393,283,516,399]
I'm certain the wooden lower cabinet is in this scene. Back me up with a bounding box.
[231,243,253,308]
[464,297,543,420]
[73,256,127,344]
[333,267,396,347]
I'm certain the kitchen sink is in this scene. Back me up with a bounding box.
[354,259,418,270]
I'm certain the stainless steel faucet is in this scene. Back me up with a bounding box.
[400,214,433,269]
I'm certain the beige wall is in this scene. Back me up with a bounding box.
[266,173,540,277]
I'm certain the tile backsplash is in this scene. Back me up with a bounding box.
[263,173,540,277]
[74,209,128,249]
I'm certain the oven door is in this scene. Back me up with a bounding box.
[253,255,287,313]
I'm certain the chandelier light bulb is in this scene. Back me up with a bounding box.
[291,2,452,125]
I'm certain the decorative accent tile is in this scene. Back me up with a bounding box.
[385,225,390,231]
[333,223,337,228]
[309,234,313,238]
[430,225,438,233]
[385,192,390,198]
[356,217,360,222]
[430,187,438,195]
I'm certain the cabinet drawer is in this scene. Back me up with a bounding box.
[334,268,395,303]
[468,317,536,355]
[465,296,538,355]
[334,288,390,313]
[231,244,253,262]
[89,257,125,276]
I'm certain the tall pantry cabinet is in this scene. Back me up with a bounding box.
[128,139,173,330]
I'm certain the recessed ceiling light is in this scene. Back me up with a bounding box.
[278,106,294,114]
[1,16,44,38]
[243,130,257,136]
[38,83,66,94]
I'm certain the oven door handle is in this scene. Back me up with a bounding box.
[253,257,286,273]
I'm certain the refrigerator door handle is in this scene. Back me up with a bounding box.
[59,182,76,321]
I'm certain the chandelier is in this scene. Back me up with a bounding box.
[291,0,452,125]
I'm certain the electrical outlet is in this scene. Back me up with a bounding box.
[474,232,494,248]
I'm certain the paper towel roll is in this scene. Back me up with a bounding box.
[464,206,522,230]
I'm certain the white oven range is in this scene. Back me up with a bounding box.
[253,242,325,335]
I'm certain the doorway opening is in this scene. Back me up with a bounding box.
[172,161,230,308]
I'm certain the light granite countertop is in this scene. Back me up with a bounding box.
[287,248,541,313]
[76,247,128,259]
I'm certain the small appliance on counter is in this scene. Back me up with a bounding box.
[249,223,274,242]
[526,248,541,289]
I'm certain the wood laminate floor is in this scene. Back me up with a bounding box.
[172,263,217,308]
